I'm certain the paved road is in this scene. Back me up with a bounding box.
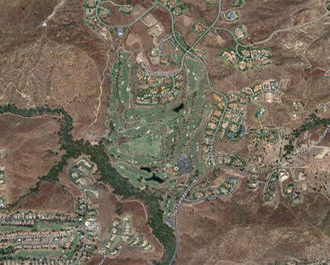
[152,1,233,264]
[212,26,250,48]
[68,168,89,265]
[314,124,330,146]
[252,12,329,45]
[89,3,330,265]
[160,0,230,167]
[169,178,197,265]
[95,0,158,28]
[91,1,245,264]
[97,255,106,265]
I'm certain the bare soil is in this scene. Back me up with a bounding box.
[0,113,62,204]
[177,186,330,265]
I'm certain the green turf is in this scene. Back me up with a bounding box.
[125,134,161,158]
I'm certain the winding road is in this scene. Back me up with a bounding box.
[88,1,329,264]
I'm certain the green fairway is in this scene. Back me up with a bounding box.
[122,134,161,158]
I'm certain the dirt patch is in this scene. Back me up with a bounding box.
[126,33,139,46]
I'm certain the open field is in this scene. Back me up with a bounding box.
[0,113,62,204]
[177,186,330,265]
[17,180,75,213]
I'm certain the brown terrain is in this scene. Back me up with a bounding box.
[15,161,82,212]
[0,113,63,204]
[0,0,329,263]
[0,0,112,142]
[16,180,75,213]
[177,186,330,265]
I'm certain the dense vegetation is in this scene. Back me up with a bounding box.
[283,114,330,158]
[292,114,330,138]
[0,104,175,265]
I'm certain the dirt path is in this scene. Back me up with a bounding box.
[122,199,148,221]
[253,13,329,45]
[88,48,112,128]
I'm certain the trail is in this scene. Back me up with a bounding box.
[88,48,112,128]
[252,12,329,45]
[122,199,148,221]
[45,0,67,22]
[1,82,32,107]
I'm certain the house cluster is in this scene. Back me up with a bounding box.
[75,217,101,262]
[193,22,207,35]
[246,177,259,190]
[118,4,134,14]
[220,49,236,65]
[282,182,300,204]
[0,257,72,265]
[206,0,218,5]
[203,93,247,166]
[76,196,97,221]
[241,79,280,98]
[239,48,271,70]
[150,33,177,62]
[247,169,300,205]
[263,172,279,205]
[234,24,247,39]
[149,39,178,67]
[202,94,226,152]
[0,229,75,252]
[136,65,184,104]
[83,0,112,40]
[224,10,239,22]
[0,170,6,208]
[71,181,100,262]
[241,79,280,119]
[222,95,246,141]
[242,79,280,104]
[150,46,169,65]
[262,169,301,205]
[242,79,279,115]
[202,78,281,167]
[219,47,272,71]
[84,217,101,245]
[99,214,152,257]
[0,170,5,185]
[279,169,300,204]
[252,128,279,144]
[70,158,95,189]
[71,158,94,181]
[0,212,77,227]
[232,0,244,8]
[0,191,5,209]
[159,0,187,16]
[216,153,246,168]
[263,82,281,103]
[191,177,238,200]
